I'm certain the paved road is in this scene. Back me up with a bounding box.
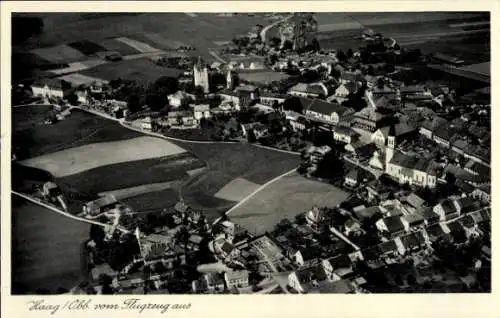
[260,14,294,43]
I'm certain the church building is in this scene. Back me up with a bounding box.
[194,57,210,93]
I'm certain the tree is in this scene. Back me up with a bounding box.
[67,93,79,106]
[336,50,346,61]
[127,94,141,113]
[283,97,303,113]
[247,129,257,143]
[90,224,106,247]
[347,48,354,59]
[193,85,205,99]
[311,38,320,52]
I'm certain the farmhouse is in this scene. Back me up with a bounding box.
[288,82,328,99]
[31,78,72,99]
[224,270,250,289]
[204,273,225,292]
[322,255,354,281]
[168,91,194,108]
[352,107,395,132]
[433,199,459,221]
[333,126,359,144]
[193,104,211,121]
[259,93,288,107]
[305,100,353,126]
[287,265,328,293]
[83,194,119,216]
[375,215,408,238]
[166,110,196,127]
[335,82,358,99]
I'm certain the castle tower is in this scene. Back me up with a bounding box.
[385,124,396,173]
[194,57,210,94]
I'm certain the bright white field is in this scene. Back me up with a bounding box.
[20,136,187,178]
[115,37,161,53]
[229,172,349,235]
[214,178,261,202]
[98,181,177,200]
[57,73,109,86]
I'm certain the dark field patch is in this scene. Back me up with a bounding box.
[81,58,183,84]
[121,188,181,214]
[99,38,141,55]
[68,40,108,56]
[11,196,89,294]
[57,153,205,196]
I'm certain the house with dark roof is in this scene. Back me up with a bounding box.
[396,192,425,215]
[293,246,321,267]
[433,199,459,221]
[375,216,408,238]
[335,82,358,99]
[418,116,448,139]
[352,107,396,132]
[379,240,403,258]
[83,194,119,216]
[333,126,360,144]
[402,212,425,229]
[313,279,356,294]
[396,231,428,254]
[371,123,416,147]
[472,185,491,203]
[288,82,328,99]
[353,206,382,221]
[305,99,354,125]
[204,273,225,292]
[425,223,451,243]
[321,255,354,281]
[31,78,72,99]
[287,264,328,293]
[386,151,439,189]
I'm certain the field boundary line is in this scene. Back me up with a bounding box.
[213,168,297,225]
[12,191,129,233]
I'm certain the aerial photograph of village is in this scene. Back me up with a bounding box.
[11,11,490,295]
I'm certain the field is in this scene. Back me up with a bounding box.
[98,38,141,55]
[20,136,187,178]
[14,13,273,65]
[228,172,349,235]
[12,196,89,294]
[115,37,161,53]
[57,153,204,196]
[171,142,301,221]
[214,178,261,202]
[57,73,109,86]
[12,109,142,160]
[238,71,291,85]
[81,58,183,84]
[68,40,107,56]
[30,44,86,64]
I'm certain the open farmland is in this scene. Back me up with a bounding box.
[171,141,301,221]
[31,44,86,64]
[12,108,142,160]
[57,73,109,86]
[11,195,89,294]
[98,38,141,55]
[238,71,291,85]
[81,58,183,84]
[68,40,107,56]
[228,172,349,235]
[57,153,204,196]
[20,136,188,178]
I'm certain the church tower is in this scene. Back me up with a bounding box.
[385,124,396,173]
[194,57,210,94]
[226,69,234,90]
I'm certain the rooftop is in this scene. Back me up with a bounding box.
[307,99,350,116]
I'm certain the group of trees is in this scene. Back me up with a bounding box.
[12,16,44,45]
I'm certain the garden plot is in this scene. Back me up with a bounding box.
[115,37,161,53]
[57,73,108,86]
[20,136,187,178]
[31,44,86,64]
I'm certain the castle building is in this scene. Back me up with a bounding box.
[384,125,438,188]
[194,57,210,94]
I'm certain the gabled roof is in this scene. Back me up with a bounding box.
[225,270,249,281]
[294,265,328,284]
[458,215,475,229]
[403,212,424,226]
[403,193,425,209]
[316,279,355,294]
[324,254,352,270]
[354,107,391,122]
[425,224,447,241]
[456,197,476,213]
[221,241,235,254]
[439,199,458,215]
[382,216,405,233]
[379,240,399,254]
[32,78,71,90]
[400,232,426,249]
[297,246,321,261]
[307,99,350,116]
